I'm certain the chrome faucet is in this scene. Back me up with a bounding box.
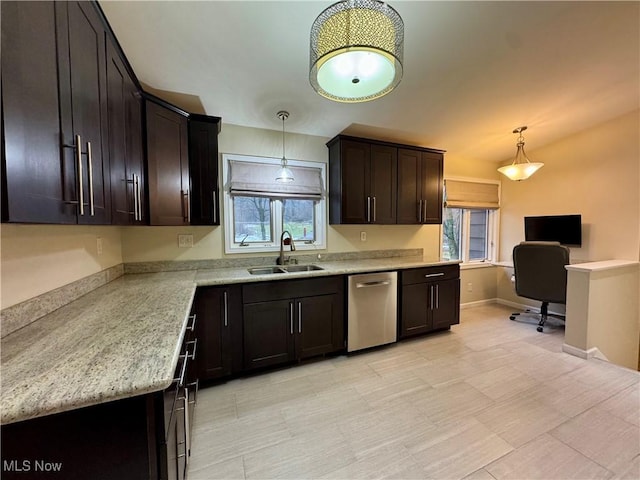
[277,230,296,265]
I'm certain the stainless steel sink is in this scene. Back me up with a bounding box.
[247,266,286,275]
[283,264,324,273]
[247,264,324,275]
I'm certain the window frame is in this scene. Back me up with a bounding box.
[441,176,500,266]
[222,153,327,254]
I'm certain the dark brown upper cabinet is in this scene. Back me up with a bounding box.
[107,40,145,225]
[2,1,111,224]
[145,99,190,226]
[188,116,221,225]
[327,135,444,225]
[397,148,444,224]
[327,136,397,224]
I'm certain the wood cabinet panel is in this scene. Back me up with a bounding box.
[327,135,443,225]
[188,117,221,225]
[64,1,111,224]
[243,300,296,370]
[146,101,189,226]
[399,264,460,339]
[107,40,144,225]
[193,285,242,380]
[2,1,77,223]
[370,144,397,224]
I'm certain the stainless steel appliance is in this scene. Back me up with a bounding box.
[347,271,398,352]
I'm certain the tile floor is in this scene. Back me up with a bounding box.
[188,304,640,480]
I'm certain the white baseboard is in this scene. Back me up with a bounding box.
[562,343,609,361]
[460,299,497,310]
[496,298,540,312]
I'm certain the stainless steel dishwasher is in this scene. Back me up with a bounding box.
[347,271,398,352]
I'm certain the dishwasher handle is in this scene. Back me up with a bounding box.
[356,280,391,288]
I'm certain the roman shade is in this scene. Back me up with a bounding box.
[444,179,500,209]
[229,160,325,199]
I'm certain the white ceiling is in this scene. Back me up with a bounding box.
[100,1,639,164]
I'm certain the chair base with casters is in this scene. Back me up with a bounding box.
[509,301,565,332]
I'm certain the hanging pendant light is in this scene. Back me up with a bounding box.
[276,111,294,183]
[309,0,404,103]
[497,126,544,181]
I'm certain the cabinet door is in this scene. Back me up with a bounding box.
[340,140,370,224]
[146,101,189,225]
[400,283,432,338]
[1,1,76,223]
[63,1,111,224]
[397,148,422,224]
[107,40,144,225]
[125,79,145,224]
[296,294,343,359]
[421,152,443,224]
[243,300,295,370]
[188,119,220,225]
[106,41,130,225]
[194,286,242,380]
[369,144,397,224]
[431,279,461,330]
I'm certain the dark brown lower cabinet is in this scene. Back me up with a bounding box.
[399,265,460,339]
[193,285,242,380]
[1,321,198,480]
[242,277,345,370]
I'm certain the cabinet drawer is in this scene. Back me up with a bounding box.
[243,276,343,303]
[401,265,459,285]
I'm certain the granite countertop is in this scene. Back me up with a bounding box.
[1,256,457,425]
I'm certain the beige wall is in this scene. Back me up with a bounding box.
[0,225,123,309]
[498,110,640,303]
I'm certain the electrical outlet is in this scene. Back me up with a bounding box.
[360,231,367,242]
[96,237,103,255]
[467,282,473,292]
[178,234,194,248]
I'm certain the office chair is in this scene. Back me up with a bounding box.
[510,241,570,332]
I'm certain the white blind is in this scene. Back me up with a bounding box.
[444,179,500,209]
[229,160,324,199]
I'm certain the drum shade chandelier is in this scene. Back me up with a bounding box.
[275,111,294,183]
[497,126,544,181]
[309,0,404,103]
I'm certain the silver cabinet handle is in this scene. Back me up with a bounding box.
[423,199,427,223]
[131,173,138,221]
[356,280,391,288]
[298,301,302,333]
[372,196,376,223]
[173,356,188,386]
[186,339,197,360]
[182,190,190,223]
[212,190,217,224]
[289,302,294,335]
[223,291,228,327]
[75,135,84,215]
[87,141,94,216]
[137,174,143,221]
[134,174,142,221]
[435,284,440,309]
[424,273,445,278]
[429,284,434,310]
[366,196,371,223]
[418,199,423,223]
[187,314,197,332]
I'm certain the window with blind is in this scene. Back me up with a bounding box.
[442,178,500,264]
[222,154,327,254]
